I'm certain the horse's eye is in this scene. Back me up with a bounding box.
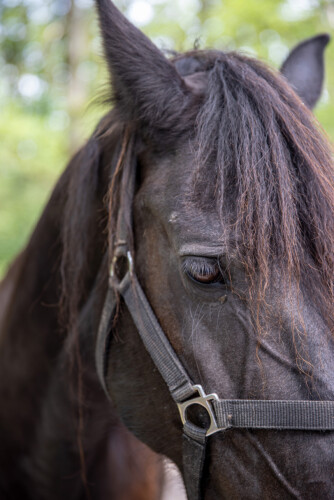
[182,257,223,285]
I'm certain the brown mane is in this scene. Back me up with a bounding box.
[192,51,334,331]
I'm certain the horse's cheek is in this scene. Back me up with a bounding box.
[105,310,183,467]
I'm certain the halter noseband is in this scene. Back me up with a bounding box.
[95,139,334,500]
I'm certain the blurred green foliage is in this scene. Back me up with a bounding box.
[0,105,66,268]
[1,0,334,277]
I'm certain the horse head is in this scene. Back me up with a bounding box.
[92,1,334,497]
[3,1,333,498]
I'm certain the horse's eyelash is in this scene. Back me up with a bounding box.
[182,258,220,276]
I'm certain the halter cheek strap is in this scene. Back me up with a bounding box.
[95,257,208,499]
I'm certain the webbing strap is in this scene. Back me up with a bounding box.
[95,270,196,403]
[95,285,117,397]
[213,399,334,430]
[182,423,207,500]
[119,272,196,402]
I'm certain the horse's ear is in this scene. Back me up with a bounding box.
[280,34,330,110]
[95,0,190,131]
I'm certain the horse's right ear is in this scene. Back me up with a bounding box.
[95,0,191,132]
[280,34,330,110]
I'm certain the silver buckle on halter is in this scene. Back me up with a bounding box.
[178,384,220,437]
[110,250,134,281]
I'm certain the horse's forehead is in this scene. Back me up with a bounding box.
[138,151,226,253]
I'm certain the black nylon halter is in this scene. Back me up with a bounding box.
[95,140,334,500]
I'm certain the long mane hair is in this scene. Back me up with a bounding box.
[191,51,334,333]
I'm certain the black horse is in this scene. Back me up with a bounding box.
[1,1,334,498]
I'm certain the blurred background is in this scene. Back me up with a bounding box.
[1,0,333,277]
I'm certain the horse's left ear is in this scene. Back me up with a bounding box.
[280,34,330,109]
[95,0,191,134]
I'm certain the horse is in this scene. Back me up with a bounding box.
[1,0,334,498]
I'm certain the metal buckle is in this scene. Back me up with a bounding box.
[110,250,134,280]
[177,384,220,436]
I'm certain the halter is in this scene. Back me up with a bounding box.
[95,137,334,500]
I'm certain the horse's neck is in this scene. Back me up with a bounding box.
[0,170,69,491]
